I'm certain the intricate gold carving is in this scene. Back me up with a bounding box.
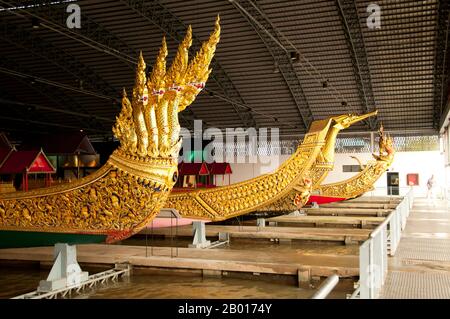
[166,136,309,218]
[317,123,395,199]
[257,123,395,212]
[0,18,221,241]
[166,140,318,220]
[165,112,380,216]
[0,166,169,242]
[372,124,395,162]
[311,111,378,187]
[293,177,312,208]
[113,16,220,160]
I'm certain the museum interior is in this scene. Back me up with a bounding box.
[0,0,449,301]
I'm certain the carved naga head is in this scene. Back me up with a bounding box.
[112,16,221,161]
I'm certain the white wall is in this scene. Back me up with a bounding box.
[216,151,446,197]
[324,151,445,197]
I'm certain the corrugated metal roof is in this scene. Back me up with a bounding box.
[0,0,447,141]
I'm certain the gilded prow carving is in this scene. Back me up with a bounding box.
[317,123,395,199]
[311,111,377,187]
[165,112,375,220]
[260,123,395,212]
[254,111,378,212]
[0,17,221,243]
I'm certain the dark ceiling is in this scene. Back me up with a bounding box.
[0,0,448,142]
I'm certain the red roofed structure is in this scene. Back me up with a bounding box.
[178,162,210,176]
[175,161,233,189]
[0,132,13,150]
[22,132,96,155]
[0,148,13,168]
[207,162,232,186]
[177,162,210,188]
[0,133,13,168]
[0,149,56,191]
[21,132,99,180]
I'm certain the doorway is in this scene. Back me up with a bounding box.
[387,172,399,195]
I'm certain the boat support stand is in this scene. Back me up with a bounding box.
[189,221,211,248]
[11,243,132,299]
[38,243,89,292]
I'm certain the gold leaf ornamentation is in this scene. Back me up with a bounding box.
[0,18,221,242]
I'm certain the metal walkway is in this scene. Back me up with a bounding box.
[380,198,450,299]
[12,264,131,299]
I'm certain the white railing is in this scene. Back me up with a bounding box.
[351,188,413,299]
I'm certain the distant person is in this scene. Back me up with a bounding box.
[427,175,436,206]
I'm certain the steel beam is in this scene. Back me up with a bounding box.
[120,0,257,128]
[13,0,138,67]
[0,124,51,136]
[0,97,113,124]
[433,0,450,129]
[2,0,252,129]
[0,21,120,101]
[0,0,200,131]
[230,0,313,131]
[0,87,36,128]
[335,0,378,130]
[0,56,111,131]
[0,114,108,133]
[0,87,109,135]
[0,78,71,134]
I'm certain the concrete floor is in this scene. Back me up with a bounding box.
[380,198,450,298]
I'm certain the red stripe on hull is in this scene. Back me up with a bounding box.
[307,195,346,205]
[105,229,133,243]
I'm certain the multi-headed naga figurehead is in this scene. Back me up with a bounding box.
[113,16,220,161]
[109,16,220,189]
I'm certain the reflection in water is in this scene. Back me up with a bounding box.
[122,236,359,256]
[0,235,357,299]
[0,266,48,299]
[0,266,349,299]
[79,274,352,299]
[77,275,319,299]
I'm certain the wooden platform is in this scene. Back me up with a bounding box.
[267,215,384,228]
[0,244,359,278]
[303,207,391,217]
[320,202,398,209]
[143,225,371,243]
[344,197,402,204]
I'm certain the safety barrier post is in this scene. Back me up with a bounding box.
[353,189,414,299]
